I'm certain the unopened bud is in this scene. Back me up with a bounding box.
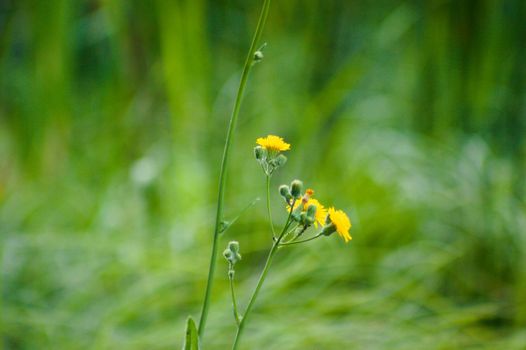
[274,154,287,167]
[279,185,291,199]
[223,249,233,260]
[254,50,264,62]
[299,212,307,225]
[291,211,301,223]
[228,241,240,254]
[290,180,303,199]
[254,146,266,161]
[223,241,242,265]
[306,204,317,220]
[321,223,336,236]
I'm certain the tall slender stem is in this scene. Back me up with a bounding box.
[266,175,276,239]
[231,199,296,350]
[198,0,272,339]
[229,271,241,326]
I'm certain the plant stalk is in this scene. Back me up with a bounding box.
[198,0,272,339]
[231,199,295,350]
[229,271,241,326]
[280,232,323,246]
[266,175,276,239]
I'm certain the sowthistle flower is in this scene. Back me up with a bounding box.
[256,134,291,152]
[286,188,328,228]
[322,207,352,243]
[254,135,290,176]
[225,135,353,349]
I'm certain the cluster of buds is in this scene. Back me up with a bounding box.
[254,135,290,176]
[279,180,319,234]
[278,179,302,203]
[254,146,287,176]
[223,241,242,278]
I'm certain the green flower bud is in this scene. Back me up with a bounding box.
[290,180,303,199]
[299,212,307,225]
[228,241,240,254]
[291,211,301,223]
[274,154,287,168]
[254,146,266,161]
[321,223,336,236]
[223,249,233,260]
[306,204,317,219]
[223,241,242,265]
[279,185,291,199]
[254,50,264,62]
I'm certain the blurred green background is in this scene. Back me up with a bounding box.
[1,0,526,349]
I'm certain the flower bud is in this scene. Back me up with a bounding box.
[304,216,315,226]
[291,211,301,223]
[223,241,242,265]
[274,154,287,167]
[253,50,264,62]
[254,146,266,161]
[223,249,233,260]
[290,180,303,199]
[228,241,240,254]
[299,212,307,224]
[306,204,317,220]
[279,185,291,199]
[321,223,336,236]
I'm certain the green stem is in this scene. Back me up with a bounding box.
[279,232,323,246]
[281,223,299,242]
[229,270,241,326]
[266,175,276,239]
[197,0,272,339]
[231,199,295,350]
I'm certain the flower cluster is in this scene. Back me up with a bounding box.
[223,241,242,279]
[255,134,352,244]
[254,135,290,176]
[218,134,354,349]
[280,180,352,243]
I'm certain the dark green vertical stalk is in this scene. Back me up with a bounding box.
[231,200,296,350]
[198,0,272,339]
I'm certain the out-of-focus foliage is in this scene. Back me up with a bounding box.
[1,0,525,349]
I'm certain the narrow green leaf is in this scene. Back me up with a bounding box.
[220,198,260,235]
[182,316,200,350]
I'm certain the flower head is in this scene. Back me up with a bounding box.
[256,135,291,152]
[289,197,328,228]
[327,208,352,243]
[306,199,327,227]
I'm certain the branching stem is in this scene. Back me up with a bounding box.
[197,0,272,339]
[231,198,295,350]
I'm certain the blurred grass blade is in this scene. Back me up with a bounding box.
[182,317,200,350]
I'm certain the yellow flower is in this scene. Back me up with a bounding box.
[307,199,328,227]
[256,135,291,152]
[288,198,327,228]
[328,207,352,243]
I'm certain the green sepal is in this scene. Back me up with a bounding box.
[182,316,200,350]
